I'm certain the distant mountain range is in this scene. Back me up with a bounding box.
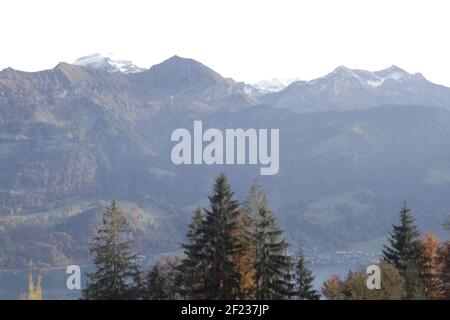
[70,53,450,113]
[1,54,450,269]
[262,65,450,113]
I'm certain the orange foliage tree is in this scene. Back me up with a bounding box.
[416,234,444,299]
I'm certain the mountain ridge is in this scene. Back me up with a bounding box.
[4,56,450,114]
[2,55,450,269]
[262,65,450,113]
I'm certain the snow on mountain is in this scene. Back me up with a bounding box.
[367,67,405,87]
[262,65,450,113]
[321,65,416,89]
[73,53,145,74]
[253,77,301,93]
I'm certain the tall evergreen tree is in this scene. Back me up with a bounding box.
[244,181,291,300]
[200,173,243,299]
[294,249,319,300]
[144,264,168,300]
[179,207,207,299]
[282,252,296,299]
[82,201,141,300]
[382,202,421,298]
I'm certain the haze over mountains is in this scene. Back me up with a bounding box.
[1,54,450,270]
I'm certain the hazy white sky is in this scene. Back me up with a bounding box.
[1,0,450,85]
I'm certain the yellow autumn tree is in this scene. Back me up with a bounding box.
[322,275,344,300]
[22,260,43,300]
[322,262,406,300]
[232,208,256,299]
[416,233,444,299]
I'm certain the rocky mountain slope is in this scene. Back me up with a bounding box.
[1,56,450,268]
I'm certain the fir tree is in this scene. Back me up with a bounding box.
[200,173,243,299]
[144,265,167,300]
[295,249,319,300]
[179,207,206,299]
[244,181,291,299]
[82,201,141,300]
[281,252,296,299]
[382,202,421,298]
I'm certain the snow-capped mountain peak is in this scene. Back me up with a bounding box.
[73,53,145,74]
[253,77,302,93]
[261,65,436,113]
[316,65,417,89]
[368,65,410,87]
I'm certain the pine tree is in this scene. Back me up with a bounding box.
[82,200,141,300]
[282,252,296,299]
[179,207,207,299]
[245,181,291,300]
[144,266,167,300]
[294,249,319,300]
[200,173,243,299]
[382,202,421,298]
